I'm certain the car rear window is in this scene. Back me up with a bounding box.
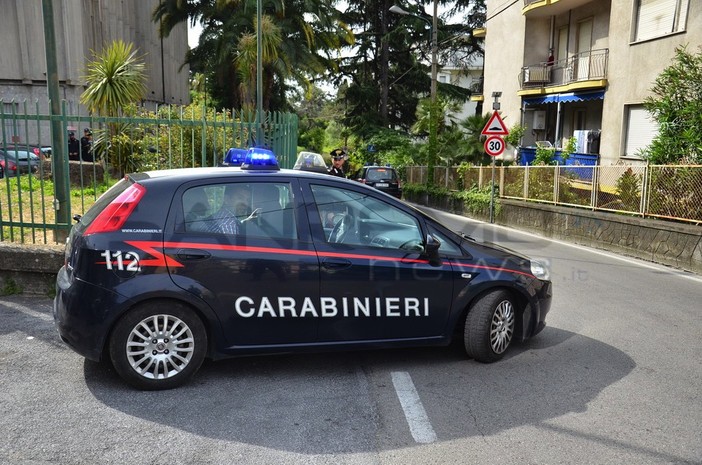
[366,168,397,182]
[76,178,132,231]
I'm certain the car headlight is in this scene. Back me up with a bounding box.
[530,259,550,281]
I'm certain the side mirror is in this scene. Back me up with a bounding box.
[424,234,442,267]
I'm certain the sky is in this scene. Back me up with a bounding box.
[188,22,202,48]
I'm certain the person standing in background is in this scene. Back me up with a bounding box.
[67,132,79,160]
[328,148,347,177]
[80,128,94,162]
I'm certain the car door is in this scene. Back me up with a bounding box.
[164,177,321,348]
[302,180,454,343]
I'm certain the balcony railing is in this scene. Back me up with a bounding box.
[520,48,608,89]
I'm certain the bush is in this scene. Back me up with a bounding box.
[616,168,642,211]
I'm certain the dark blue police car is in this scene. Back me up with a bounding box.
[54,148,552,390]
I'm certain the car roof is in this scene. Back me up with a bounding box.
[133,166,348,184]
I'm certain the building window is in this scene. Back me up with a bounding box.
[633,0,689,42]
[624,105,658,159]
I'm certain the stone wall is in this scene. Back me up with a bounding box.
[497,200,702,273]
[0,243,64,296]
[39,160,109,185]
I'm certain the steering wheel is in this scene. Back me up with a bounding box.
[399,238,424,252]
[329,213,353,243]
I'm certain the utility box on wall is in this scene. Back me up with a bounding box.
[533,111,546,130]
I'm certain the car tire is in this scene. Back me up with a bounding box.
[464,289,516,363]
[109,301,207,390]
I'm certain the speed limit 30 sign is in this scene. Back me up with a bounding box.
[484,136,505,157]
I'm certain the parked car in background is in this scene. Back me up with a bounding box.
[292,151,328,174]
[0,149,41,176]
[352,165,402,199]
[3,143,51,160]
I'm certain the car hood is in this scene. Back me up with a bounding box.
[460,234,532,264]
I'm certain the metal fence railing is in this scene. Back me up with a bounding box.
[405,164,702,225]
[520,48,609,89]
[0,99,298,244]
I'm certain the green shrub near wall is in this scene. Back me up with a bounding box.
[403,183,498,219]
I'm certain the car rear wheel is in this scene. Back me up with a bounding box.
[109,301,207,390]
[464,290,516,363]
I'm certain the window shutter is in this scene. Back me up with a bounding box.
[635,0,688,41]
[625,106,658,158]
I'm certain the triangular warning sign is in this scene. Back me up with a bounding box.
[481,111,509,136]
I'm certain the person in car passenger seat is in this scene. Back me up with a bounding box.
[205,184,253,234]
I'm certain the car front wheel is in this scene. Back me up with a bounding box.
[109,301,207,390]
[464,290,516,363]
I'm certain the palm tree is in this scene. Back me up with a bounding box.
[80,40,147,175]
[80,40,147,117]
[235,14,283,111]
[457,113,492,165]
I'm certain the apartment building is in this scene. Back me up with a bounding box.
[0,0,189,142]
[479,0,699,165]
[439,56,485,123]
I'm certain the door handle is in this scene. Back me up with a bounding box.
[176,249,211,260]
[321,258,352,270]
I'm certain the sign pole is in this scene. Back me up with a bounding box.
[481,106,506,225]
[489,157,496,224]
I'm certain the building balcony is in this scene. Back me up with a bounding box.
[522,0,595,18]
[519,48,608,92]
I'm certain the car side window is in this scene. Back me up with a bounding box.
[311,184,422,250]
[247,182,297,239]
[182,184,251,235]
[182,186,214,232]
[182,183,297,240]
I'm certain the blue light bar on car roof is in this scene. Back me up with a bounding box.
[223,148,247,166]
[241,147,280,171]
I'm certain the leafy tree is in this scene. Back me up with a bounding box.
[642,45,702,164]
[334,0,485,170]
[293,85,339,153]
[153,0,351,111]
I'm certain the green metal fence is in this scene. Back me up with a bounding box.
[0,99,298,244]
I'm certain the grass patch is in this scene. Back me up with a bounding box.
[0,174,113,244]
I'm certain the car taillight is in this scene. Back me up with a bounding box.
[7,161,16,171]
[32,148,40,156]
[84,183,146,235]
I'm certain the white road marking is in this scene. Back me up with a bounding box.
[391,371,437,444]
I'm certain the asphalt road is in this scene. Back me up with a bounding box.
[1,209,700,465]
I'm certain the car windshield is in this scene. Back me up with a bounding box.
[366,168,397,182]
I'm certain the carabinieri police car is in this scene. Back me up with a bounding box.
[54,148,552,390]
